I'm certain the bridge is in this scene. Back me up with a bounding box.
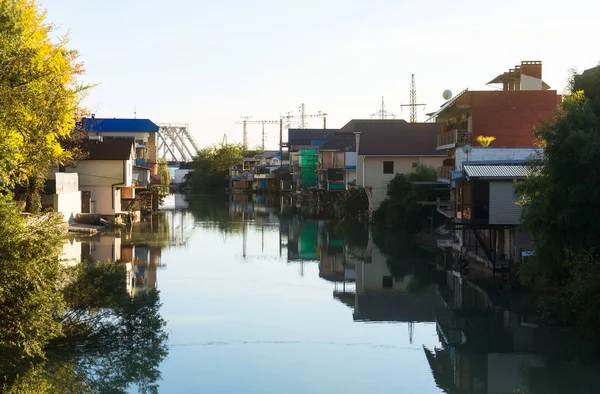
[157,123,200,163]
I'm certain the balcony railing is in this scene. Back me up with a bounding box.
[437,129,470,148]
[437,165,455,180]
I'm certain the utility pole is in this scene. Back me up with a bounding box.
[240,116,251,151]
[261,123,265,150]
[400,74,426,123]
[370,96,396,119]
[279,118,283,166]
[299,103,306,129]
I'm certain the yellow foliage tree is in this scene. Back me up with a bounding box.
[476,135,496,148]
[0,0,86,211]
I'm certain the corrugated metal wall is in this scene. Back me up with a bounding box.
[489,182,521,225]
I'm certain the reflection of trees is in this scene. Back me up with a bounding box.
[2,261,169,394]
[373,230,435,292]
[186,195,245,234]
[126,213,172,249]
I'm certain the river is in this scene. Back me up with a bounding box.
[59,194,600,393]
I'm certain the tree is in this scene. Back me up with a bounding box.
[0,0,85,211]
[516,64,600,330]
[0,198,66,375]
[187,143,244,191]
[516,91,600,284]
[373,164,443,233]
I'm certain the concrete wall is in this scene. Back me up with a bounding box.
[455,147,541,170]
[489,182,522,225]
[359,156,445,208]
[82,186,122,214]
[67,160,129,187]
[520,74,543,91]
[54,173,81,223]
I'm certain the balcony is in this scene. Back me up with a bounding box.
[437,165,455,180]
[437,129,470,150]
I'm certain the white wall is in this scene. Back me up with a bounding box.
[67,160,124,187]
[82,186,121,214]
[345,151,357,167]
[455,148,541,170]
[520,74,543,91]
[54,173,81,222]
[360,156,445,208]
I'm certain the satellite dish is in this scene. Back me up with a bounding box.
[462,144,473,154]
[443,90,452,100]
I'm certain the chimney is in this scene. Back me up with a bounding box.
[520,61,542,80]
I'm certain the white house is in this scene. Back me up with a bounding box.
[349,120,445,208]
[66,139,135,215]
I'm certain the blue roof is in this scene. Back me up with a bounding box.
[82,118,159,133]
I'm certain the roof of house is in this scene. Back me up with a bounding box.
[85,139,134,160]
[339,119,411,134]
[287,129,342,149]
[463,164,529,179]
[357,122,443,156]
[82,118,160,133]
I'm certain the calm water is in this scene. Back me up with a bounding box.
[61,194,600,394]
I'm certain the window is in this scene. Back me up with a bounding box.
[383,161,394,174]
[382,276,393,288]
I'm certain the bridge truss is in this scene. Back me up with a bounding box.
[157,123,200,162]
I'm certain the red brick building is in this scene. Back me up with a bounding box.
[431,61,562,179]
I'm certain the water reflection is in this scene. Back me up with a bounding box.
[57,194,600,393]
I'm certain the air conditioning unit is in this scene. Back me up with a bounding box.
[88,135,103,142]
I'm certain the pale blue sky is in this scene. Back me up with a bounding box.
[42,0,598,149]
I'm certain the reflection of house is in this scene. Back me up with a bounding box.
[350,243,439,322]
[66,139,135,215]
[351,120,446,208]
[287,218,321,261]
[425,271,552,394]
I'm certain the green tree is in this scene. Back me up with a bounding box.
[0,0,85,211]
[187,143,244,191]
[0,198,66,376]
[516,91,600,284]
[516,65,600,329]
[373,163,442,233]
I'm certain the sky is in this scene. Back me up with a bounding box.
[42,0,599,150]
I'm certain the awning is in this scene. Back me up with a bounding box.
[463,165,529,179]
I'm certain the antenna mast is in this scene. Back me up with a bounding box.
[240,116,251,151]
[400,74,426,123]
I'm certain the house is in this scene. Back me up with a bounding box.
[453,163,533,276]
[318,139,356,191]
[286,128,346,189]
[66,139,135,216]
[429,61,561,180]
[350,120,446,208]
[81,116,160,175]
